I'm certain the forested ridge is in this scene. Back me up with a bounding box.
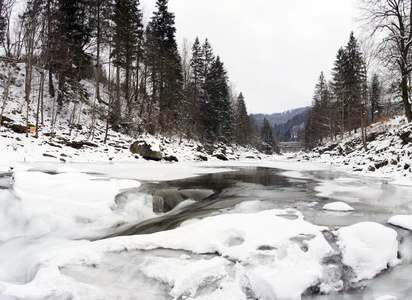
[0,0,258,148]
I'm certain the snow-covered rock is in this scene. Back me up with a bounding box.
[388,215,412,231]
[322,201,354,212]
[335,222,400,282]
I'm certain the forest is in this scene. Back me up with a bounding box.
[0,0,258,148]
[305,0,412,150]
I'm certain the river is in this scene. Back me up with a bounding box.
[0,161,411,299]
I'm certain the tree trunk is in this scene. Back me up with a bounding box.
[35,70,45,138]
[401,73,412,122]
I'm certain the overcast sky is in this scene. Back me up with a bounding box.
[142,0,358,114]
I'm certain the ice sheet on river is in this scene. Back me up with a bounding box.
[0,203,400,300]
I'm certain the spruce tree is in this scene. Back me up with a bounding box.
[370,73,383,122]
[201,38,214,94]
[145,0,183,134]
[111,0,143,129]
[203,55,233,142]
[305,72,335,148]
[189,37,204,134]
[234,92,250,145]
[190,37,204,98]
[331,47,347,139]
[261,118,274,146]
[345,32,367,149]
[54,0,92,106]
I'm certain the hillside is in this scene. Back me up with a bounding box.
[0,62,261,164]
[251,107,308,129]
[297,116,412,185]
[251,107,309,142]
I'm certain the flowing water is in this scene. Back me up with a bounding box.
[1,165,412,299]
[102,166,412,299]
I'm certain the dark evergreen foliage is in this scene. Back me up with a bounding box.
[261,118,274,146]
[234,92,251,145]
[202,56,234,142]
[145,0,183,134]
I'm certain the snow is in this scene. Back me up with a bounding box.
[322,202,354,212]
[375,296,397,300]
[0,207,334,300]
[335,222,400,282]
[388,215,412,230]
[297,116,412,186]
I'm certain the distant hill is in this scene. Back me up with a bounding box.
[251,107,309,142]
[252,107,308,129]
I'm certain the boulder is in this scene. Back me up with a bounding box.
[214,153,228,161]
[11,124,27,134]
[130,140,163,161]
[164,155,178,162]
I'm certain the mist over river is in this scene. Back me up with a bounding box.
[0,161,411,299]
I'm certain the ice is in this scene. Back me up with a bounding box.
[280,170,310,179]
[322,202,354,212]
[335,222,400,282]
[1,170,148,240]
[388,215,412,230]
[0,208,335,299]
[375,296,397,300]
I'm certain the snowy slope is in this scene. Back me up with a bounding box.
[297,116,412,186]
[0,62,262,165]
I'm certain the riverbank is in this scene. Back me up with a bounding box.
[291,116,412,186]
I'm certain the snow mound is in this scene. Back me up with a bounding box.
[322,202,354,212]
[335,222,399,282]
[388,215,412,230]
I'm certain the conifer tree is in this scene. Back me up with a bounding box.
[261,118,274,146]
[370,73,383,122]
[190,37,204,99]
[54,0,92,106]
[332,47,347,139]
[203,55,233,142]
[201,38,214,94]
[189,37,204,133]
[145,0,183,134]
[305,72,334,148]
[110,0,143,129]
[234,92,250,145]
[345,32,367,149]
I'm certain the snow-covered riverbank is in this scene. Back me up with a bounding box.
[292,116,412,186]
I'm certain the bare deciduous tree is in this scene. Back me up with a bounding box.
[360,0,412,122]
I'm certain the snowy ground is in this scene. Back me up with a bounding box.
[294,116,412,186]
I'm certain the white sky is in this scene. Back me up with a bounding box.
[141,0,358,114]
